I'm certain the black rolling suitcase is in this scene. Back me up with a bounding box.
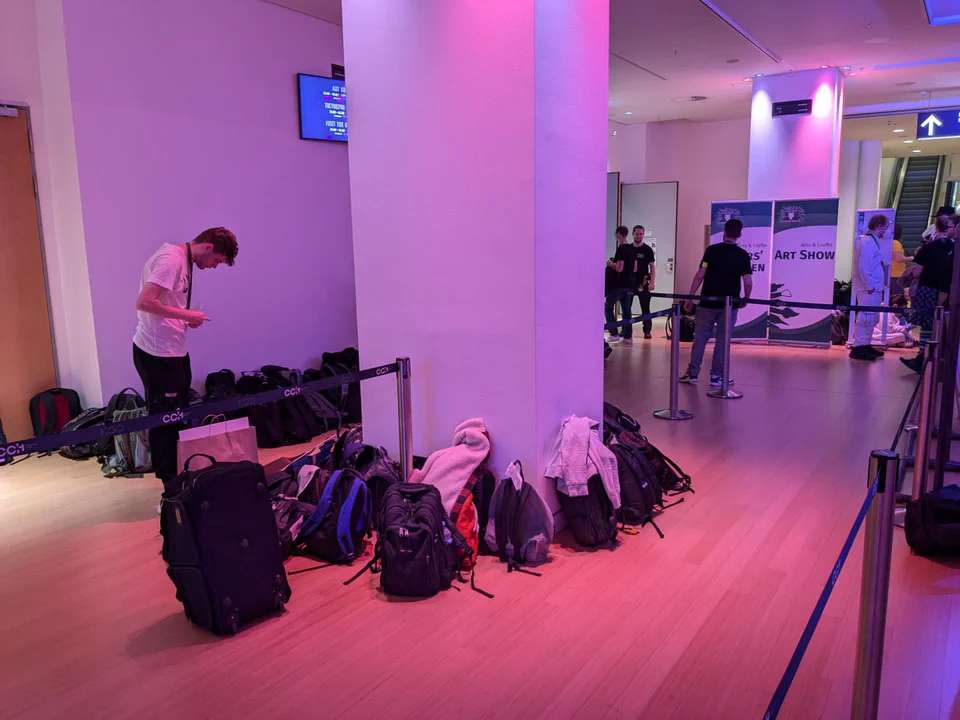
[161,455,292,634]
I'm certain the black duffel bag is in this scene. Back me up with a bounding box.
[905,485,960,557]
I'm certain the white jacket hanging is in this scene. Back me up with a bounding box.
[545,415,621,509]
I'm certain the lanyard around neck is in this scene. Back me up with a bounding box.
[185,245,193,310]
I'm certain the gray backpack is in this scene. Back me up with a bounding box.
[101,388,152,477]
[484,461,553,570]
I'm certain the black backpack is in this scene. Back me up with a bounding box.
[320,348,362,425]
[340,443,401,529]
[236,373,286,448]
[604,401,693,495]
[29,388,82,436]
[557,474,618,548]
[204,369,245,420]
[347,483,463,597]
[262,365,322,444]
[906,485,960,557]
[58,407,110,460]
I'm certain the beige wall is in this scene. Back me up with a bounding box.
[608,117,750,285]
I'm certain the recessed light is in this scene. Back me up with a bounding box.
[849,72,857,76]
[755,73,764,77]
[821,65,829,69]
[893,128,905,133]
[842,66,851,70]
[913,149,922,153]
[612,130,618,136]
[743,78,751,82]
[920,90,929,96]
[904,140,914,144]
[624,111,633,115]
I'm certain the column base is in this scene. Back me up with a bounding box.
[653,408,694,421]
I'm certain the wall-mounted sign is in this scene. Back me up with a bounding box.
[772,100,812,117]
[916,108,960,139]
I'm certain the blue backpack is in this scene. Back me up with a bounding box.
[299,469,372,564]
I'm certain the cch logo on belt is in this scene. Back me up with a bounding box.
[162,410,185,424]
[375,366,391,376]
[0,442,26,458]
[284,386,302,397]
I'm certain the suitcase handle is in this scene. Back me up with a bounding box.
[183,453,217,469]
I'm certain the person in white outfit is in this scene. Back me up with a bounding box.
[850,214,888,361]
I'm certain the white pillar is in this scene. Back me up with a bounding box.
[856,140,883,210]
[748,68,844,200]
[343,0,608,502]
[836,140,862,282]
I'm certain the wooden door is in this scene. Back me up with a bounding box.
[0,107,57,441]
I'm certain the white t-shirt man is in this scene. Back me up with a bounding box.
[133,244,190,357]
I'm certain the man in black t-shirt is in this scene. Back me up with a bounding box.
[605,226,636,341]
[630,225,657,339]
[679,219,753,386]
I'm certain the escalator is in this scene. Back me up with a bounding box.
[891,155,947,254]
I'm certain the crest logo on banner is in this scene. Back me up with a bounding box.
[714,206,742,224]
[778,205,806,224]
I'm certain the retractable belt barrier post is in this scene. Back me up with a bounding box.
[0,363,401,462]
[912,341,938,500]
[707,295,743,400]
[654,303,694,421]
[851,450,899,720]
[395,357,414,483]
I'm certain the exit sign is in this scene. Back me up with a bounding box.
[916,108,960,139]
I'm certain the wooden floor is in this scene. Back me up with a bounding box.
[2,338,958,719]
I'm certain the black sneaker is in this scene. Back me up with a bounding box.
[866,346,885,357]
[643,332,652,340]
[679,373,698,384]
[850,346,876,361]
[900,355,922,373]
[710,375,734,387]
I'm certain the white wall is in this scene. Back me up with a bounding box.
[748,69,844,200]
[0,0,102,406]
[608,118,750,284]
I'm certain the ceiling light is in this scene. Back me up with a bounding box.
[612,130,618,136]
[893,128,905,133]
[743,78,751,82]
[904,140,914,144]
[624,111,633,115]
[920,90,929,96]
[842,66,851,70]
[821,65,829,69]
[913,149,922,153]
[849,72,857,76]
[755,73,764,77]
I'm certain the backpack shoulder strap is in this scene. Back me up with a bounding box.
[451,467,481,523]
[335,474,368,559]
[303,469,343,535]
[39,393,57,435]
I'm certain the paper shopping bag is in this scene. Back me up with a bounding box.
[177,417,258,472]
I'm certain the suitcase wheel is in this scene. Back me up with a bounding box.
[200,501,210,511]
[228,617,239,635]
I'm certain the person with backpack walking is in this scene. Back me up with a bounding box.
[679,218,753,387]
[133,228,238,481]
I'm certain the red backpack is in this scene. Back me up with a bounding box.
[29,388,82,437]
[449,465,495,570]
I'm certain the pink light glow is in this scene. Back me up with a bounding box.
[812,82,834,118]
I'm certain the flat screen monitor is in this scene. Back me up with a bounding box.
[298,73,347,143]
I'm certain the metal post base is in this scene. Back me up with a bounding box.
[707,387,744,399]
[654,408,694,421]
[893,506,906,529]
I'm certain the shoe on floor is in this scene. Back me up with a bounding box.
[621,337,634,345]
[866,346,885,357]
[850,346,876,361]
[679,373,698,384]
[607,335,621,344]
[709,375,735,387]
[643,332,652,340]
[900,355,922,373]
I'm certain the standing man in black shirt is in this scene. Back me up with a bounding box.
[630,225,657,339]
[605,226,637,343]
[679,219,753,386]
